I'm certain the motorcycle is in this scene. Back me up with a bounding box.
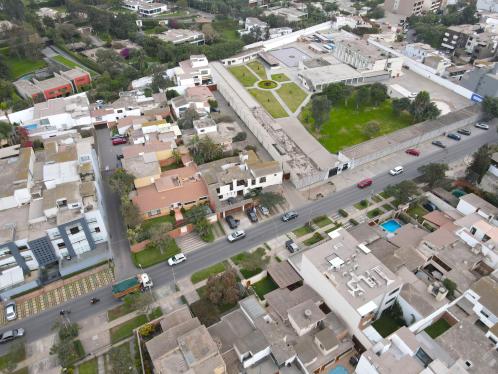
[90,298,100,304]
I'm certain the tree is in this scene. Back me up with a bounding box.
[322,83,351,106]
[202,23,218,44]
[1,0,25,20]
[178,107,199,129]
[442,278,457,300]
[239,247,269,272]
[121,199,143,229]
[369,83,388,106]
[311,95,331,131]
[232,131,247,142]
[482,96,498,119]
[418,163,449,188]
[257,192,285,208]
[355,86,370,110]
[362,120,380,139]
[109,168,135,195]
[50,321,81,368]
[189,135,223,164]
[185,204,213,241]
[466,144,491,184]
[108,343,134,374]
[96,49,126,76]
[123,292,153,315]
[0,121,13,144]
[367,6,384,19]
[409,91,440,122]
[1,340,24,373]
[205,268,240,306]
[149,222,174,253]
[384,180,419,205]
[151,72,173,93]
[166,89,180,100]
[392,97,411,116]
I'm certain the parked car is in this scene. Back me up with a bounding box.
[357,178,373,189]
[0,329,24,344]
[285,240,299,253]
[447,133,461,141]
[167,253,186,266]
[475,122,489,130]
[423,202,437,212]
[247,208,258,222]
[457,128,471,136]
[405,148,420,156]
[225,215,239,229]
[431,140,446,148]
[4,302,16,321]
[111,134,126,139]
[259,206,269,216]
[281,211,298,222]
[349,355,360,367]
[389,166,404,176]
[210,107,220,113]
[227,230,246,242]
[112,137,127,145]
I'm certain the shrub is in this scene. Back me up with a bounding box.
[442,278,457,299]
[232,131,247,142]
[349,218,359,226]
[166,89,180,100]
[338,209,348,217]
[138,323,155,337]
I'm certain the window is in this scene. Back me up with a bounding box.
[147,209,161,217]
[389,288,400,296]
[237,180,245,186]
[229,184,233,191]
[465,361,473,368]
[95,227,100,233]
[384,297,396,306]
[481,309,490,318]
[259,176,266,183]
[470,227,477,235]
[57,242,66,249]
[69,227,80,235]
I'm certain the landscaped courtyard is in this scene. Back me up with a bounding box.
[300,99,412,153]
[228,65,258,87]
[248,88,288,118]
[277,82,308,112]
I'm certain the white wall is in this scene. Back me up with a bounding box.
[0,266,25,290]
[356,355,380,374]
[456,199,477,216]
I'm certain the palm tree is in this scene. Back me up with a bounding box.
[0,121,13,146]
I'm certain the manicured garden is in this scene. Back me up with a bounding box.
[231,247,267,278]
[248,88,288,118]
[251,276,278,300]
[293,225,313,237]
[424,318,451,339]
[303,232,324,246]
[229,65,258,87]
[257,80,278,89]
[407,204,429,220]
[78,358,98,374]
[0,47,46,79]
[190,261,227,284]
[372,314,404,338]
[248,60,267,79]
[110,315,148,344]
[140,215,175,233]
[300,99,412,153]
[367,208,383,219]
[131,239,180,268]
[312,215,333,228]
[276,82,308,112]
[271,73,290,82]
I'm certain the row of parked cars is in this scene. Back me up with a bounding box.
[0,302,24,344]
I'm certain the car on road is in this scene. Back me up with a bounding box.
[112,137,127,145]
[247,208,258,222]
[225,215,239,229]
[405,148,420,156]
[357,178,373,189]
[168,253,186,266]
[259,205,269,216]
[457,129,471,136]
[4,302,16,321]
[447,133,461,141]
[281,211,298,222]
[389,166,404,176]
[432,140,446,148]
[0,329,24,344]
[227,230,246,242]
[475,122,489,130]
[210,107,220,113]
[285,240,299,253]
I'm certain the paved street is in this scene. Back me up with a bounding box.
[0,129,496,355]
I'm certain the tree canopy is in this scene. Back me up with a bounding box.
[466,144,491,184]
[418,163,449,188]
[385,180,419,205]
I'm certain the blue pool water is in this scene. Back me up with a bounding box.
[381,219,402,233]
[328,365,349,374]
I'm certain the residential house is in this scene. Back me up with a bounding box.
[269,27,293,39]
[132,163,209,219]
[460,63,498,98]
[383,0,426,17]
[170,86,214,118]
[456,193,498,224]
[239,17,268,37]
[193,117,217,136]
[156,29,205,45]
[167,54,212,87]
[441,24,481,55]
[122,0,168,16]
[291,228,403,348]
[264,7,307,22]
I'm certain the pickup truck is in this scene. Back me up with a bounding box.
[112,273,153,299]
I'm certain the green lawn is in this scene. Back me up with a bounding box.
[354,200,369,210]
[271,73,290,82]
[407,204,429,220]
[229,65,258,87]
[131,240,180,268]
[372,194,383,203]
[293,225,313,237]
[367,208,383,219]
[213,19,240,41]
[110,315,148,344]
[247,60,267,79]
[300,99,412,153]
[424,319,451,339]
[303,232,324,246]
[78,358,98,374]
[53,55,82,69]
[191,262,226,284]
[372,314,403,338]
[312,215,333,228]
[248,89,288,118]
[0,48,47,79]
[108,304,130,321]
[276,82,308,112]
[251,276,278,300]
[141,214,175,232]
[0,342,26,370]
[382,203,395,211]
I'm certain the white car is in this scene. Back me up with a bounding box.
[259,205,269,216]
[4,302,16,321]
[227,230,246,242]
[389,166,404,176]
[168,253,186,266]
[475,122,489,130]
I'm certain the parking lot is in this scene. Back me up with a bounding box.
[221,202,288,234]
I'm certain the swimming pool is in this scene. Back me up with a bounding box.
[381,219,402,233]
[328,365,349,374]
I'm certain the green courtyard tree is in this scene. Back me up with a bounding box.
[239,247,269,272]
[311,95,331,131]
[256,191,285,208]
[392,97,411,116]
[466,144,491,184]
[384,180,419,205]
[205,268,240,306]
[355,86,370,110]
[109,169,135,196]
[189,135,223,164]
[185,204,213,242]
[418,163,449,188]
[369,83,388,106]
[409,91,440,122]
[149,222,174,253]
[322,83,351,106]
[121,199,143,229]
[482,96,498,119]
[108,343,134,374]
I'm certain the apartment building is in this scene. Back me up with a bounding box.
[0,135,108,298]
[167,55,212,88]
[292,228,403,348]
[441,24,481,54]
[384,0,425,17]
[14,68,91,102]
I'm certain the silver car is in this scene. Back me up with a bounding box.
[4,302,16,321]
[227,230,246,242]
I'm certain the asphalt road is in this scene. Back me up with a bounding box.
[1,129,496,353]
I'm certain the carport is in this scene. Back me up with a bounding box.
[267,261,302,289]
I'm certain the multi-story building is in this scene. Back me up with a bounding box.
[122,0,168,16]
[441,24,481,54]
[168,55,212,88]
[170,86,215,118]
[239,17,268,37]
[384,0,425,17]
[291,228,403,348]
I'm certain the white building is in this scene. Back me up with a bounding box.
[456,193,498,224]
[167,55,212,88]
[193,117,218,135]
[122,0,168,16]
[291,228,403,348]
[269,27,293,39]
[464,276,498,329]
[477,0,498,12]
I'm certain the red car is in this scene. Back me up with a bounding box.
[112,137,127,145]
[405,148,420,156]
[357,178,373,189]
